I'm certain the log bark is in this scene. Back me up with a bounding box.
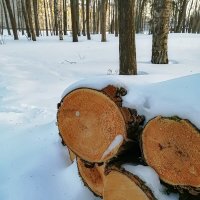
[77,157,105,197]
[57,85,144,163]
[141,116,200,195]
[104,166,157,200]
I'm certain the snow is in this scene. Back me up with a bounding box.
[101,135,123,159]
[0,33,200,200]
[123,164,179,200]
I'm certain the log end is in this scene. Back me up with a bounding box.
[142,116,200,193]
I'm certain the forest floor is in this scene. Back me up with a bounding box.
[0,33,200,200]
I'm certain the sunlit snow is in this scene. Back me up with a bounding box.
[0,33,200,200]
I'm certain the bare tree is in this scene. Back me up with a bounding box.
[151,0,171,64]
[2,0,11,35]
[32,0,40,36]
[44,0,48,36]
[21,0,31,38]
[86,0,91,39]
[114,0,118,36]
[4,0,18,40]
[118,0,137,75]
[175,0,188,32]
[76,0,80,36]
[54,0,58,35]
[70,0,78,41]
[63,0,67,35]
[101,0,108,41]
[81,0,86,36]
[26,0,36,41]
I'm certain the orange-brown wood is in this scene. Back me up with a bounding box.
[77,158,105,197]
[104,168,156,200]
[57,88,127,162]
[142,116,200,191]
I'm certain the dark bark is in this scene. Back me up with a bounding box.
[63,0,67,35]
[114,0,118,36]
[4,0,18,40]
[101,0,107,42]
[1,2,3,35]
[86,0,91,40]
[92,0,96,34]
[118,0,137,75]
[21,0,31,38]
[26,0,36,41]
[76,0,80,36]
[2,0,11,35]
[32,0,40,37]
[70,0,78,42]
[81,0,86,36]
[54,0,58,35]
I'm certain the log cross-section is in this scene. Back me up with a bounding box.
[57,86,144,163]
[77,158,105,197]
[104,168,157,200]
[57,87,126,162]
[141,116,200,195]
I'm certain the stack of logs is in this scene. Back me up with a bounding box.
[57,85,200,200]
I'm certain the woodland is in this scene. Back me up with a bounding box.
[0,1,200,200]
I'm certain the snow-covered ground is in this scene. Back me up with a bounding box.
[0,33,200,200]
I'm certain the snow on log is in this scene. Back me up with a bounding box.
[141,116,200,195]
[57,85,144,163]
[77,157,105,197]
[103,166,157,200]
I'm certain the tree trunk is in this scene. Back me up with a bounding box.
[81,0,86,36]
[86,0,91,40]
[114,0,118,36]
[44,0,49,36]
[26,0,36,41]
[63,0,67,35]
[118,0,137,75]
[96,0,100,34]
[54,0,58,35]
[2,0,11,35]
[21,0,31,38]
[142,116,200,195]
[32,0,40,37]
[70,0,78,42]
[4,0,18,40]
[104,167,156,200]
[47,0,53,35]
[1,2,4,36]
[151,0,171,64]
[101,0,107,42]
[186,0,194,33]
[92,0,96,34]
[76,0,80,36]
[175,0,188,33]
[17,1,21,32]
[57,85,144,163]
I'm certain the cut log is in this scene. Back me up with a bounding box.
[104,167,156,200]
[57,85,144,163]
[77,157,105,197]
[141,116,200,194]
